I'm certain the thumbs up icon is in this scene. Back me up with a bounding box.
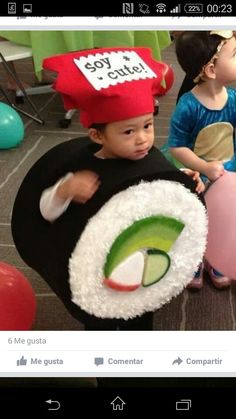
[17,356,27,366]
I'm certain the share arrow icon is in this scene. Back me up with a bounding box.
[172,357,183,365]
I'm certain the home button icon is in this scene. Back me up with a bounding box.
[110,396,126,411]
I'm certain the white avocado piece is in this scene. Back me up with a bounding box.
[142,249,170,287]
[104,251,144,291]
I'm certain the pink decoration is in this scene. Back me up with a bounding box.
[205,171,236,279]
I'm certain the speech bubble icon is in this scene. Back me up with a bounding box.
[94,357,104,366]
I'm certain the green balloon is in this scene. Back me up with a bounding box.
[0,102,24,149]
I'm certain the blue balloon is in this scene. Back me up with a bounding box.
[0,102,24,149]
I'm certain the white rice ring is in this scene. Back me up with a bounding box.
[69,180,208,319]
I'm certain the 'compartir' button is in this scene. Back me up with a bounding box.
[186,358,223,366]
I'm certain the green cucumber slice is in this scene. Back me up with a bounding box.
[104,216,184,277]
[142,249,170,287]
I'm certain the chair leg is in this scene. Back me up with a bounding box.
[0,52,44,124]
[59,109,77,128]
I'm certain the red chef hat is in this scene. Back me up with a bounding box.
[43,47,170,127]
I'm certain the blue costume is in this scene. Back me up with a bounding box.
[167,87,236,174]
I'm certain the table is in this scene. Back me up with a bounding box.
[0,31,171,80]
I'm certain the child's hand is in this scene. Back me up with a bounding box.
[57,170,100,203]
[182,168,205,194]
[204,161,225,181]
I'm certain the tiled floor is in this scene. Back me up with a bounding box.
[1,41,236,330]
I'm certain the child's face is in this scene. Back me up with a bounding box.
[94,113,154,160]
[214,36,236,84]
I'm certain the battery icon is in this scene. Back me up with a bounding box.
[184,3,203,13]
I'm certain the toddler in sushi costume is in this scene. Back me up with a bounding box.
[11,48,207,330]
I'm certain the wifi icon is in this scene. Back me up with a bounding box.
[156,3,167,13]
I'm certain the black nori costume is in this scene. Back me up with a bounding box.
[11,137,204,330]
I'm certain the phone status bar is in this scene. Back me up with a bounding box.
[122,3,233,17]
[0,2,236,17]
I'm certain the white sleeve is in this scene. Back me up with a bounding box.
[39,173,74,222]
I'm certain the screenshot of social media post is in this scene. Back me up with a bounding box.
[0,0,236,413]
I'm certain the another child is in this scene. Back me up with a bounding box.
[168,30,236,289]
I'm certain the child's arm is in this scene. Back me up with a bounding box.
[181,168,205,194]
[40,170,100,222]
[170,146,225,181]
[56,170,100,203]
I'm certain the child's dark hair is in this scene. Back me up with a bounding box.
[175,31,224,81]
[89,123,107,132]
[89,106,159,131]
